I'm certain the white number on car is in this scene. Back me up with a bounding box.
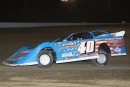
[78,41,95,53]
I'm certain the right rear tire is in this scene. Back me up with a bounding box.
[91,50,108,66]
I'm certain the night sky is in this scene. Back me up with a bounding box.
[0,0,130,23]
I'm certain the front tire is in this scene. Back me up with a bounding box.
[91,50,108,66]
[38,51,53,68]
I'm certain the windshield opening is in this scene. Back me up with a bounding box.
[54,36,68,42]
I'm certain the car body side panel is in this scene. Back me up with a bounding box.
[95,37,126,56]
[55,39,99,63]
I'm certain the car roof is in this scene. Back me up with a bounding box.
[72,30,112,39]
[73,30,109,35]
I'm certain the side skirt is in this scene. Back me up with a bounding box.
[56,56,99,63]
[111,53,127,56]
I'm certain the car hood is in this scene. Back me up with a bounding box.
[10,47,34,61]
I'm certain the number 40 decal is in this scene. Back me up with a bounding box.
[78,41,95,53]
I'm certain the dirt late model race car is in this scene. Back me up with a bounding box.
[3,30,126,68]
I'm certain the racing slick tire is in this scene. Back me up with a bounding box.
[38,50,53,68]
[91,50,108,66]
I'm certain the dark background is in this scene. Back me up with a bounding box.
[0,0,130,23]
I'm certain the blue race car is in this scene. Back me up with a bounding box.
[2,30,126,68]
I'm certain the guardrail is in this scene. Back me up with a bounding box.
[0,22,129,28]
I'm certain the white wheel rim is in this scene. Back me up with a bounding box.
[39,54,50,65]
[97,54,106,64]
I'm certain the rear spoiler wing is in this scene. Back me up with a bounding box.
[111,31,125,37]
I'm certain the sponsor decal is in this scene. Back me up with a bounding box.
[104,38,122,43]
[60,57,76,61]
[63,42,76,47]
[62,52,74,57]
[112,33,116,37]
[58,46,61,52]
[16,51,30,56]
[54,42,61,45]
[113,47,121,53]
[104,38,121,41]
[104,38,115,41]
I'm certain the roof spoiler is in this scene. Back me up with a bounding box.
[111,31,125,37]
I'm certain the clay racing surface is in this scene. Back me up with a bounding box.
[0,25,130,87]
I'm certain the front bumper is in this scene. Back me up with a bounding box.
[2,59,18,66]
[2,60,38,66]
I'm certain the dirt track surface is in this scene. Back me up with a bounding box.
[0,25,130,87]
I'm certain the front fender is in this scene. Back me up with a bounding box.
[3,42,52,66]
[16,42,51,64]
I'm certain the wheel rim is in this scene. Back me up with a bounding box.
[97,54,106,64]
[39,54,50,65]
